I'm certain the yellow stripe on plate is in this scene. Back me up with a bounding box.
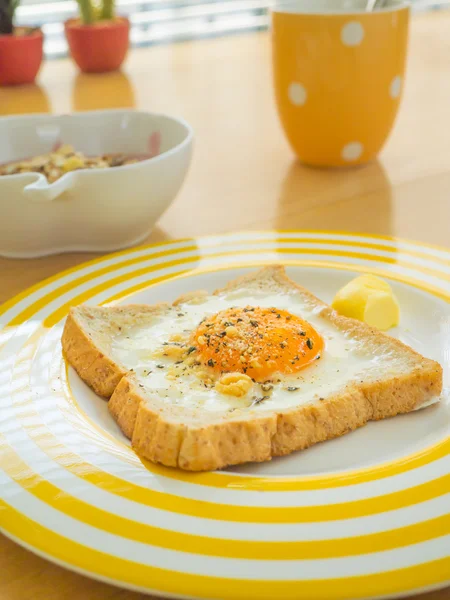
[1,241,448,329]
[17,417,450,523]
[1,436,450,559]
[102,257,450,310]
[0,237,193,320]
[39,246,450,327]
[1,497,449,600]
[9,336,450,523]
[310,229,450,258]
[11,248,197,328]
[230,235,450,267]
[3,230,450,323]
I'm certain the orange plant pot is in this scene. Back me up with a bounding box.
[0,28,44,86]
[64,17,130,73]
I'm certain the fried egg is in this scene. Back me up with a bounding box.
[194,306,323,381]
[111,286,405,413]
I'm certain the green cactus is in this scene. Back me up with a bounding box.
[0,0,20,35]
[76,0,95,24]
[76,0,115,24]
[100,0,115,20]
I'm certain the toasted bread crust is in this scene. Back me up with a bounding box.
[63,265,443,471]
[109,364,441,470]
[62,310,126,398]
[61,304,168,398]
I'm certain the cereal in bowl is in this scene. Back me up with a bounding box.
[0,144,142,183]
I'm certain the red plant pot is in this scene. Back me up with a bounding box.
[0,28,43,86]
[65,17,130,73]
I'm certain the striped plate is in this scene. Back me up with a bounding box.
[0,231,449,600]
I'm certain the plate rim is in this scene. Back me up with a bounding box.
[1,230,449,600]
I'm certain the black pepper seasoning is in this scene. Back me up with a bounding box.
[252,396,269,405]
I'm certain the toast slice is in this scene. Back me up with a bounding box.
[62,266,443,471]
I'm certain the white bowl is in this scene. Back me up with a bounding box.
[0,110,193,258]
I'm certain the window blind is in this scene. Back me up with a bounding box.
[15,0,450,59]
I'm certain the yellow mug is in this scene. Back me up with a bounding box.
[272,0,409,167]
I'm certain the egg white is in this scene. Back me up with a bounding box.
[111,287,412,413]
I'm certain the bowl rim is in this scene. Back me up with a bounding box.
[0,109,194,186]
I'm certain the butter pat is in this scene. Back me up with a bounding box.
[331,274,400,331]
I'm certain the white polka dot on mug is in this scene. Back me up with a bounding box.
[288,82,307,106]
[342,142,364,162]
[341,21,365,46]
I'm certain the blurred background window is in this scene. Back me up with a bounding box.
[15,0,450,59]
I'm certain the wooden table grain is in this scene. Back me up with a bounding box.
[1,9,450,600]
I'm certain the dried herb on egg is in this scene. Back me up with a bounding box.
[251,395,270,406]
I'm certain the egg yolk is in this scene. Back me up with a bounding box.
[193,306,323,382]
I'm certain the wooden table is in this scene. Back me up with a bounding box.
[1,9,450,600]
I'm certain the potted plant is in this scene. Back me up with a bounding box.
[0,0,43,86]
[65,0,130,73]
